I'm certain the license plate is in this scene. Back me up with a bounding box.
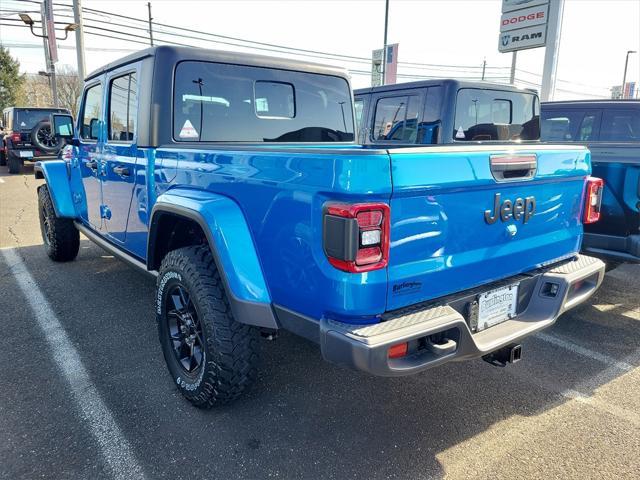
[477,284,518,331]
[19,150,34,158]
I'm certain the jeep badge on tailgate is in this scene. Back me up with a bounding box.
[484,193,536,224]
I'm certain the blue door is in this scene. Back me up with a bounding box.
[101,70,140,246]
[77,81,105,229]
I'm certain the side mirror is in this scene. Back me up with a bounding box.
[51,113,75,140]
[89,118,100,140]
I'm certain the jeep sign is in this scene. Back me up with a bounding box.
[500,4,548,32]
[498,24,547,52]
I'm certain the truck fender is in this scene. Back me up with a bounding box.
[34,160,76,219]
[149,188,278,329]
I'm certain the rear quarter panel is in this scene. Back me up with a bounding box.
[154,146,393,322]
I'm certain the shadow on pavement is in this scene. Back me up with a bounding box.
[1,240,638,479]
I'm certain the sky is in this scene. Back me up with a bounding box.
[1,0,639,100]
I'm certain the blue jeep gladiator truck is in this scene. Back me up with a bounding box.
[541,100,640,267]
[37,46,605,407]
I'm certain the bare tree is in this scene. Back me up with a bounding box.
[55,65,83,118]
[21,65,82,118]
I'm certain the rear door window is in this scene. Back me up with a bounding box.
[372,95,421,143]
[600,109,640,142]
[173,61,354,142]
[108,72,138,142]
[454,88,539,141]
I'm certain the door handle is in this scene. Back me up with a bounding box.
[85,160,98,171]
[113,166,130,177]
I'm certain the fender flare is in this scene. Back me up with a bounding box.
[149,188,278,329]
[34,160,76,218]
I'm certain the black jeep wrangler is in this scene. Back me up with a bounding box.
[1,107,70,174]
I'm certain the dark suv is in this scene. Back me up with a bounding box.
[541,100,640,266]
[1,107,70,174]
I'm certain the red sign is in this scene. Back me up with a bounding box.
[43,0,58,63]
[500,4,548,32]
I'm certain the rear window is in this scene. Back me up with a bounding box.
[173,61,354,142]
[14,109,66,130]
[540,109,599,142]
[600,109,640,142]
[453,88,539,141]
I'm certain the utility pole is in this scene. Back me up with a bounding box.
[381,0,389,85]
[621,50,637,99]
[510,51,517,85]
[540,0,565,101]
[73,0,86,79]
[40,2,58,107]
[147,2,154,46]
[481,58,486,81]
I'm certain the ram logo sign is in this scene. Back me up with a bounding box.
[498,24,547,52]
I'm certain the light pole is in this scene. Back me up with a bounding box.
[621,50,637,99]
[381,0,389,86]
[18,13,77,107]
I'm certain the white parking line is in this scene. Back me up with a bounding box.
[0,177,5,183]
[536,332,634,372]
[0,248,146,480]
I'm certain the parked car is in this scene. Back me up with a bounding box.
[1,107,70,174]
[541,100,640,266]
[37,46,604,407]
[354,79,540,145]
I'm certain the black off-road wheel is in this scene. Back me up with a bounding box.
[157,245,259,407]
[32,121,63,154]
[38,185,80,262]
[7,154,21,174]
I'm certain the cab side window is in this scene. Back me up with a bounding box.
[109,72,138,142]
[420,86,442,144]
[372,95,420,143]
[81,83,103,140]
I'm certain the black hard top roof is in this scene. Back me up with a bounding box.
[353,79,538,95]
[543,99,640,106]
[86,45,350,81]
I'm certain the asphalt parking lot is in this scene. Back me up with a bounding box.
[1,165,639,480]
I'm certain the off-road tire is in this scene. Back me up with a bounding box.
[157,245,259,407]
[7,154,21,174]
[38,185,80,262]
[32,121,63,154]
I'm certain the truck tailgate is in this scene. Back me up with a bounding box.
[387,145,590,310]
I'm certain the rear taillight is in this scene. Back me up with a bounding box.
[323,202,390,273]
[10,132,21,143]
[584,176,604,224]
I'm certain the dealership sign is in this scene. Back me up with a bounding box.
[499,0,548,53]
[499,25,547,52]
[502,0,548,13]
[500,4,548,32]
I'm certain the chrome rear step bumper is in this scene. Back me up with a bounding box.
[320,254,605,376]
